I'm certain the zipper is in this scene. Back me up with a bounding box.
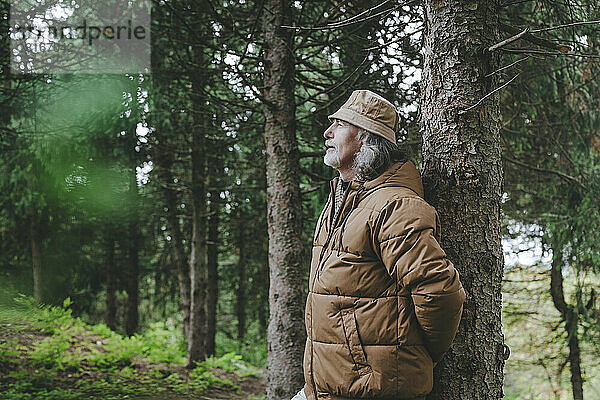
[309,180,367,400]
[309,181,336,400]
[317,180,354,275]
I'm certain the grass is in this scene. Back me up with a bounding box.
[0,293,265,399]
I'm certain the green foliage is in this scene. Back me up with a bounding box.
[0,295,264,399]
[503,265,600,397]
[499,2,600,397]
[141,321,186,364]
[1,387,80,400]
[215,328,267,368]
[0,341,20,359]
[30,335,76,370]
[203,352,262,377]
[188,364,239,393]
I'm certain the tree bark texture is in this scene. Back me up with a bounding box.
[262,1,306,398]
[420,1,505,398]
[550,241,584,400]
[105,236,117,331]
[187,108,208,368]
[125,167,140,337]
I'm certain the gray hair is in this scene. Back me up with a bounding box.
[353,129,405,181]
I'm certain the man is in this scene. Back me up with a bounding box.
[294,90,466,400]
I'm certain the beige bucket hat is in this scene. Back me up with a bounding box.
[328,90,399,143]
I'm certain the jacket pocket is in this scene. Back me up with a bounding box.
[340,307,370,376]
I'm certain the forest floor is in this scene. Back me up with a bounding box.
[0,296,266,400]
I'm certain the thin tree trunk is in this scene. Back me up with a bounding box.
[205,150,221,356]
[105,236,117,331]
[420,1,505,398]
[169,198,191,343]
[236,224,247,341]
[31,210,42,304]
[149,1,192,343]
[258,168,269,339]
[187,112,208,368]
[125,168,140,337]
[550,241,584,400]
[258,251,269,339]
[159,151,191,342]
[262,1,306,398]
[205,210,218,355]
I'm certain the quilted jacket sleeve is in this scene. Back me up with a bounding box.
[375,196,466,363]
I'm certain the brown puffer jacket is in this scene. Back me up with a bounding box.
[303,160,466,400]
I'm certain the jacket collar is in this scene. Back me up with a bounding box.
[331,160,424,199]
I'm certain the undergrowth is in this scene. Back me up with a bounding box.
[0,294,263,400]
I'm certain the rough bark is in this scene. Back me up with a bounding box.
[187,111,208,368]
[105,236,117,331]
[236,224,247,341]
[125,167,140,337]
[262,1,306,398]
[420,1,505,398]
[550,241,584,400]
[31,210,42,304]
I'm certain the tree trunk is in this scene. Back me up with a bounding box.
[125,168,140,337]
[550,241,584,400]
[158,149,191,342]
[258,169,269,339]
[258,251,269,339]
[169,199,192,343]
[205,208,218,355]
[262,1,306,398]
[187,112,208,368]
[236,224,247,341]
[149,0,192,343]
[105,236,117,331]
[31,210,42,304]
[420,1,505,398]
[205,149,221,356]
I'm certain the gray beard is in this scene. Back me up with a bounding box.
[323,149,341,168]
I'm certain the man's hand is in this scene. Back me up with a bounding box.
[291,388,307,400]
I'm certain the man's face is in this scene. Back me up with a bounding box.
[323,119,362,170]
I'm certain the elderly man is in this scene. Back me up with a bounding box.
[293,90,466,400]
